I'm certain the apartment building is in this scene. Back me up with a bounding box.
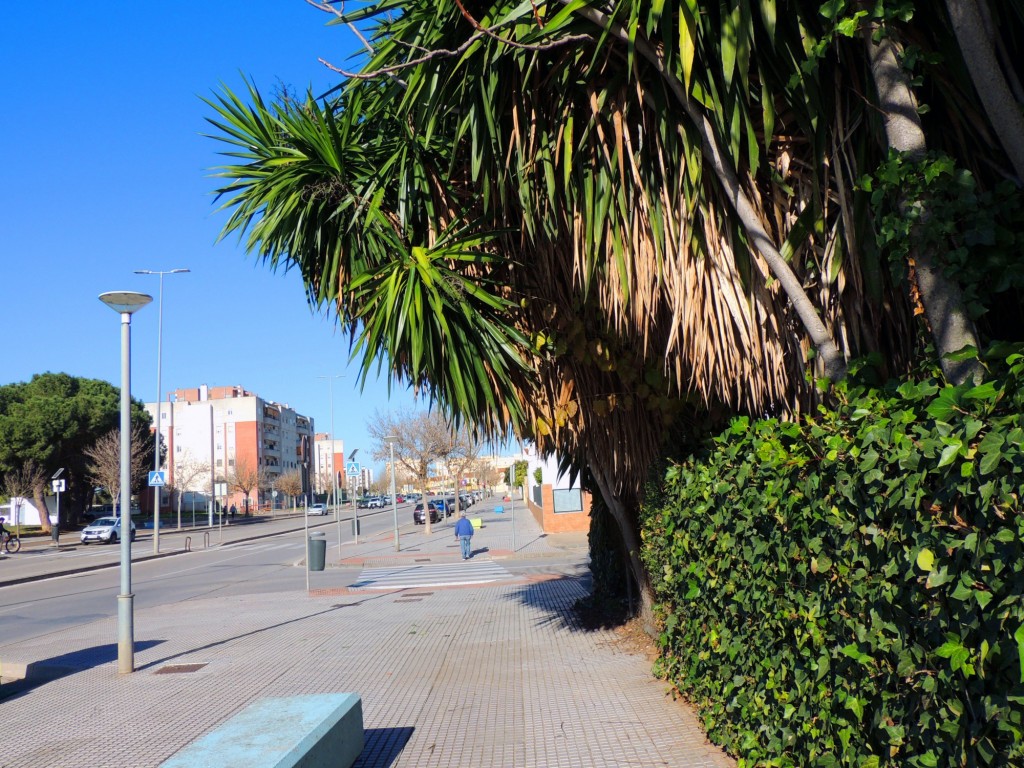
[313,432,345,497]
[145,385,314,513]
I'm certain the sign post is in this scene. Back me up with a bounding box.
[51,469,65,547]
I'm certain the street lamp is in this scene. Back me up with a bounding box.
[384,435,399,551]
[317,374,343,555]
[135,268,189,553]
[99,290,152,674]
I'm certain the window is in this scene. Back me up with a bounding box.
[216,459,222,467]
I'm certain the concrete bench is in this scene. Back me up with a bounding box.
[494,506,504,514]
[470,517,483,529]
[160,693,363,768]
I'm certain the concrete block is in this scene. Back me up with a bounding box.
[160,693,363,768]
[470,517,482,530]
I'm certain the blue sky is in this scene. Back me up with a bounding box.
[0,2,430,477]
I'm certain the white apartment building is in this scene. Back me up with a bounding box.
[145,384,314,513]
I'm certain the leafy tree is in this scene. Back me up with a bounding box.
[206,0,1024,614]
[0,373,154,530]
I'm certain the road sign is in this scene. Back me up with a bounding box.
[346,461,360,476]
[51,479,66,492]
[148,471,166,487]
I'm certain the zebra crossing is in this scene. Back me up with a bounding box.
[348,559,514,590]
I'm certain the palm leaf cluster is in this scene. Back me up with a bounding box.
[205,0,1024,578]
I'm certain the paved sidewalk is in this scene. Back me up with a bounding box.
[0,502,734,768]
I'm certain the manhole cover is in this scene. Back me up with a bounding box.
[155,663,208,675]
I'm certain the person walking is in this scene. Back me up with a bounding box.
[454,512,474,560]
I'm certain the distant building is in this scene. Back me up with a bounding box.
[145,385,314,513]
[313,432,344,497]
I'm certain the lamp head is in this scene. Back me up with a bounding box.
[99,291,152,314]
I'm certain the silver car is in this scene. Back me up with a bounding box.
[80,516,136,545]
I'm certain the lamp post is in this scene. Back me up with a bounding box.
[135,268,189,553]
[99,290,152,674]
[385,436,399,551]
[317,374,343,554]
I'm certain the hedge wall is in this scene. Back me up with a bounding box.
[642,351,1024,766]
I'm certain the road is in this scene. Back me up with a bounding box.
[0,501,446,647]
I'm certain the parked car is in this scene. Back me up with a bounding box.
[412,502,441,525]
[80,516,136,545]
[356,497,370,509]
[307,503,328,516]
[367,497,385,509]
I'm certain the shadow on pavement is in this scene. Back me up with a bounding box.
[0,639,165,701]
[504,573,596,631]
[353,726,415,768]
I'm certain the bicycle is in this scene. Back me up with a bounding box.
[1,530,21,554]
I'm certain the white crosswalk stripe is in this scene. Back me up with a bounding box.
[350,560,513,590]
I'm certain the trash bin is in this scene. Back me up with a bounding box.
[307,532,326,571]
[351,519,361,536]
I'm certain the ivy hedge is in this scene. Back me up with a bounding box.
[641,350,1024,766]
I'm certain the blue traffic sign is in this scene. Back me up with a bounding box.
[346,462,360,476]
[148,471,166,487]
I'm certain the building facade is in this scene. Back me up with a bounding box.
[145,385,314,514]
[313,432,345,498]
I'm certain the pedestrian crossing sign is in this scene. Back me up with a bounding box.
[148,471,166,487]
[346,461,360,476]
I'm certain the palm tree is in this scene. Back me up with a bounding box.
[204,0,1024,612]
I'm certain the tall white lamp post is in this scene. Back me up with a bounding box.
[385,435,399,551]
[135,268,189,553]
[99,290,152,674]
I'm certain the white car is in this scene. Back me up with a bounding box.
[307,503,329,516]
[367,497,384,509]
[80,516,136,545]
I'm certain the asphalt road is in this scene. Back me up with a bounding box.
[0,502,441,647]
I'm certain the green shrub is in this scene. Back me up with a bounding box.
[642,350,1024,766]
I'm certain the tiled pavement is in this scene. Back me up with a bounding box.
[0,503,734,768]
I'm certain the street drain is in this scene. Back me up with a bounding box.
[155,663,207,675]
[414,558,431,563]
[394,598,422,603]
[405,592,434,597]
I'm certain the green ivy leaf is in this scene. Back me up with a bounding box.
[916,548,935,572]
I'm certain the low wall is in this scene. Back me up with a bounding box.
[525,484,591,533]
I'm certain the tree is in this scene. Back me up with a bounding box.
[438,426,479,516]
[169,452,210,528]
[206,1,1024,614]
[368,409,451,534]
[0,373,154,530]
[1,460,46,532]
[276,470,304,509]
[83,426,152,517]
[228,458,264,514]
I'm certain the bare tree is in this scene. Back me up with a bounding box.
[84,427,150,518]
[276,470,303,510]
[440,427,480,516]
[170,453,211,529]
[1,460,47,533]
[368,409,451,534]
[228,458,264,515]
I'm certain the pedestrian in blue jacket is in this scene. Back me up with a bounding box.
[454,512,474,560]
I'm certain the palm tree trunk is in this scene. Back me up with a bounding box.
[864,29,984,385]
[589,462,655,629]
[944,0,1024,182]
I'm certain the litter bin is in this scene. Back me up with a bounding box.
[307,532,326,571]
[351,519,361,536]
